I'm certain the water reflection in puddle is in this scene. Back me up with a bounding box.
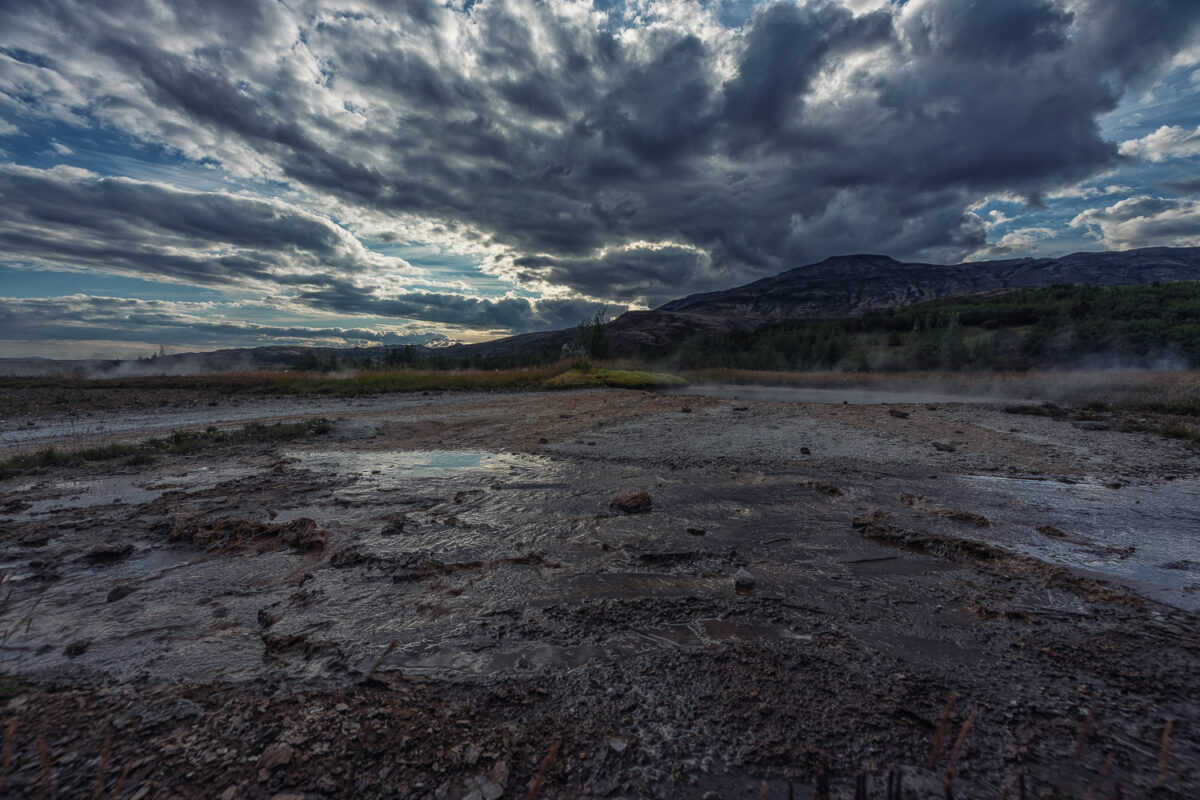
[951,474,1200,609]
[12,467,261,516]
[284,448,546,479]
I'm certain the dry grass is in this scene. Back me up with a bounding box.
[0,365,568,399]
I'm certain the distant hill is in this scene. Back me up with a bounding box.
[5,246,1200,375]
[446,246,1200,359]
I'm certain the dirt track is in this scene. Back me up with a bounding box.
[1,386,1198,798]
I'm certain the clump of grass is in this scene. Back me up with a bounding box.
[1158,422,1198,441]
[0,418,332,479]
[0,365,567,400]
[542,367,688,390]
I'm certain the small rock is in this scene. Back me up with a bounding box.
[106,585,135,603]
[609,737,628,754]
[679,406,692,413]
[734,568,755,592]
[86,542,134,563]
[610,490,651,514]
[932,440,956,452]
[799,446,811,455]
[686,527,706,536]
[1072,420,1110,431]
[888,409,910,419]
[260,743,294,771]
[537,437,549,444]
[463,743,482,766]
[63,640,90,657]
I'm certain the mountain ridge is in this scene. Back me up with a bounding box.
[5,246,1200,374]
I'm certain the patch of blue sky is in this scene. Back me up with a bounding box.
[0,264,226,302]
[1102,63,1200,141]
[0,115,292,197]
[362,241,518,295]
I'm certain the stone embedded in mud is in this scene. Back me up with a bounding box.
[888,409,910,419]
[330,546,376,568]
[63,640,90,657]
[259,743,294,771]
[932,440,956,452]
[734,568,755,591]
[86,542,134,563]
[801,480,844,498]
[106,585,135,603]
[610,490,652,514]
[800,446,811,455]
[1072,420,1110,431]
[686,527,707,536]
[609,737,628,754]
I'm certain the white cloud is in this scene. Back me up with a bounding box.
[1119,124,1200,162]
[1070,195,1200,248]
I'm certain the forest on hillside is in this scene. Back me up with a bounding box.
[666,282,1200,372]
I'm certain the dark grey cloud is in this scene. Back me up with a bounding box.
[0,164,406,287]
[1162,177,1200,194]
[1,0,1199,325]
[514,245,716,307]
[0,294,452,348]
[295,280,603,331]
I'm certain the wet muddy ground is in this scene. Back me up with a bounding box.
[1,386,1198,798]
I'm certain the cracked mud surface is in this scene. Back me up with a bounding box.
[1,387,1198,798]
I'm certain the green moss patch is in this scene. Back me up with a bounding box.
[542,368,687,390]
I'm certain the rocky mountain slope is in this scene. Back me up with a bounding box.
[659,246,1200,319]
[449,246,1200,359]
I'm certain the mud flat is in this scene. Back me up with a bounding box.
[0,387,1197,798]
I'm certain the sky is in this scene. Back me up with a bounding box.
[1,0,1200,359]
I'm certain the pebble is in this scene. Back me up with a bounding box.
[734,568,755,591]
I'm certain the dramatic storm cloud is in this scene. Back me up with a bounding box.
[1,0,1199,355]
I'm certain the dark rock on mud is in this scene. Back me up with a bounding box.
[801,480,844,497]
[1072,420,1111,430]
[106,584,135,603]
[734,567,755,591]
[932,440,956,452]
[610,490,652,513]
[888,409,910,419]
[63,640,89,657]
[86,541,134,563]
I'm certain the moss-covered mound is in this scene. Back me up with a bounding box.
[541,368,688,390]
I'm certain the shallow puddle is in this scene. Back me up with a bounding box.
[949,474,1200,609]
[7,466,261,517]
[284,448,543,478]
